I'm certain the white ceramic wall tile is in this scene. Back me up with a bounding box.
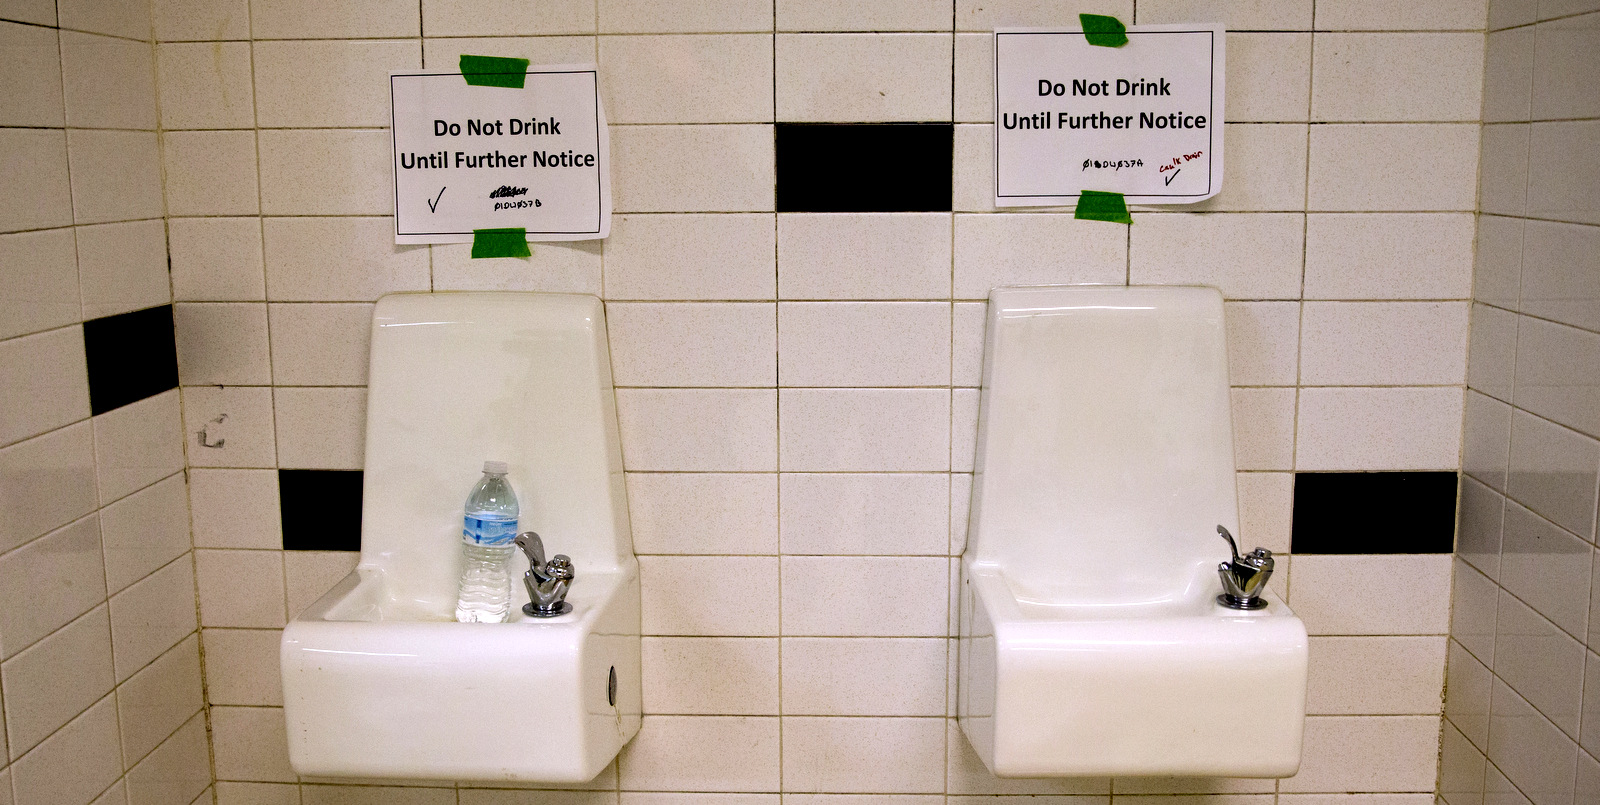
[58,0,149,38]
[1464,391,1513,492]
[599,0,772,33]
[432,240,603,295]
[201,629,283,706]
[1501,501,1594,638]
[640,555,779,636]
[1531,13,1600,121]
[1451,558,1499,663]
[1484,26,1535,123]
[195,549,286,628]
[781,717,945,793]
[76,219,170,320]
[621,796,777,805]
[1527,120,1600,226]
[1278,716,1442,793]
[420,0,592,37]
[0,514,105,659]
[258,130,391,216]
[272,386,366,470]
[778,0,951,31]
[776,34,952,121]
[1479,124,1530,217]
[1506,409,1599,539]
[626,473,778,555]
[282,551,359,617]
[607,302,777,387]
[169,218,266,302]
[214,781,299,804]
[1486,680,1578,805]
[1134,0,1314,29]
[618,716,780,792]
[1467,303,1517,402]
[951,124,996,212]
[1303,214,1476,300]
[780,638,945,715]
[1312,34,1484,122]
[7,695,124,805]
[59,31,157,129]
[0,22,64,127]
[612,125,774,212]
[779,389,950,472]
[1513,317,1600,439]
[1237,471,1294,553]
[1520,219,1600,332]
[1289,554,1452,635]
[0,0,56,25]
[263,217,430,301]
[1223,33,1312,122]
[1225,302,1300,386]
[600,35,773,124]
[253,40,419,128]
[952,213,1126,298]
[1540,0,1600,20]
[1459,476,1506,579]
[1129,213,1304,299]
[616,389,777,471]
[124,712,211,805]
[1308,124,1481,211]
[779,213,952,300]
[210,706,295,782]
[107,555,196,681]
[0,228,78,340]
[267,303,372,387]
[640,636,778,714]
[1295,387,1464,470]
[1304,636,1447,715]
[156,41,254,129]
[0,604,114,758]
[0,326,89,447]
[780,474,949,556]
[150,0,247,40]
[178,385,275,470]
[1314,0,1489,30]
[157,129,259,217]
[67,130,164,224]
[1494,592,1586,735]
[99,473,190,594]
[174,303,272,386]
[0,129,72,233]
[952,33,989,123]
[1446,639,1493,748]
[116,633,203,764]
[1474,215,1523,311]
[604,214,776,300]
[251,0,418,38]
[420,35,596,68]
[1188,123,1309,212]
[93,389,185,504]
[1230,387,1296,471]
[956,0,1133,31]
[189,470,282,551]
[951,387,979,473]
[951,302,984,387]
[0,422,96,556]
[781,556,948,636]
[778,302,950,387]
[1299,301,1469,385]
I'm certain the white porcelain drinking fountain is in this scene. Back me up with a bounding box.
[281,292,641,782]
[957,285,1307,778]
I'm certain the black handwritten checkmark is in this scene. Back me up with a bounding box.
[426,187,446,212]
[1164,169,1181,186]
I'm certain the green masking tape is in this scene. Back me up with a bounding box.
[1080,14,1129,48]
[472,228,531,259]
[460,54,530,88]
[1075,191,1133,225]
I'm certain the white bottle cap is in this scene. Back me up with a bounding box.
[483,460,508,474]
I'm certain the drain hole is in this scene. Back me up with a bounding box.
[607,666,617,707]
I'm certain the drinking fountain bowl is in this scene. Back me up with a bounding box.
[280,292,641,783]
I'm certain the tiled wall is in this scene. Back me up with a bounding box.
[144,0,1490,803]
[0,1,211,804]
[1439,1,1600,803]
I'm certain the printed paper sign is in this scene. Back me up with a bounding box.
[390,65,610,243]
[994,25,1225,207]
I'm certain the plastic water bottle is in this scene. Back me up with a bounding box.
[455,461,518,623]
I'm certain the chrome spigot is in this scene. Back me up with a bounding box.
[515,531,574,618]
[1216,525,1274,610]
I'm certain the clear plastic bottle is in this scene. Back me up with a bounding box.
[455,461,519,623]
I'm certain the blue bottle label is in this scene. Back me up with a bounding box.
[464,515,517,546]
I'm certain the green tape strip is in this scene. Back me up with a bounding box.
[460,54,530,88]
[1080,14,1129,47]
[1075,191,1133,225]
[472,228,531,258]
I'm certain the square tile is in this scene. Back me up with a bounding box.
[1446,639,1493,752]
[1313,0,1489,29]
[1514,317,1600,440]
[267,303,373,386]
[174,303,271,386]
[152,0,248,40]
[107,556,196,681]
[99,472,190,594]
[273,386,366,470]
[0,129,71,233]
[1278,716,1442,793]
[124,712,211,805]
[0,515,106,660]
[163,130,260,216]
[776,34,952,121]
[1231,387,1295,471]
[420,34,597,67]
[211,706,295,782]
[201,628,284,706]
[116,633,203,765]
[1458,476,1505,579]
[0,228,78,340]
[258,130,392,216]
[58,0,150,38]
[263,217,430,301]
[1527,120,1600,226]
[1450,558,1499,663]
[779,389,949,471]
[180,385,276,468]
[600,34,773,124]
[93,388,184,504]
[253,0,419,38]
[253,40,420,128]
[169,218,267,302]
[195,548,286,628]
[602,214,776,301]
[778,0,952,31]
[0,22,63,127]
[626,473,778,555]
[7,695,123,805]
[67,130,164,224]
[60,31,157,129]
[1520,219,1600,333]
[191,470,283,551]
[0,421,96,554]
[1479,124,1530,217]
[0,325,89,448]
[1500,501,1593,638]
[957,0,1134,31]
[606,302,777,387]
[1506,409,1599,539]
[1486,680,1578,805]
[156,42,255,129]
[1531,13,1600,121]
[1494,592,1585,736]
[0,605,114,758]
[77,219,170,320]
[1221,33,1311,122]
[1484,26,1535,123]
[780,213,953,300]
[283,550,359,614]
[780,473,949,556]
[1134,0,1312,29]
[1224,302,1299,386]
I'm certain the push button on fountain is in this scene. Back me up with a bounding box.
[1216,525,1274,610]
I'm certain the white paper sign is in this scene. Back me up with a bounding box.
[994,25,1225,207]
[390,65,610,244]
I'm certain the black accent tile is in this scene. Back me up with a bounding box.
[1291,472,1458,554]
[776,123,953,212]
[280,470,363,551]
[82,305,179,416]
